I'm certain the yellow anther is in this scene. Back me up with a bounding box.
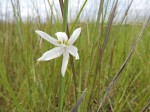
[57,40,69,46]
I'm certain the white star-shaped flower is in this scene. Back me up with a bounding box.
[35,28,81,76]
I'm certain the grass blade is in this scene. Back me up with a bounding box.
[70,88,87,112]
[97,15,150,112]
[70,0,88,33]
[141,100,150,112]
[87,0,118,110]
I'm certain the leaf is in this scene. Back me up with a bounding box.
[70,88,87,112]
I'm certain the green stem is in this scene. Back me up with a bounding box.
[58,1,69,111]
[70,0,88,33]
[58,75,65,112]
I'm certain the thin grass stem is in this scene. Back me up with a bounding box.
[97,15,150,112]
[58,75,65,112]
[59,0,78,101]
[87,1,118,110]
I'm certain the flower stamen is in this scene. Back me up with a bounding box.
[57,40,69,46]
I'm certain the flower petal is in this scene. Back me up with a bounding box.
[61,51,69,76]
[55,32,68,42]
[68,28,81,44]
[67,45,79,60]
[37,47,64,61]
[35,30,59,46]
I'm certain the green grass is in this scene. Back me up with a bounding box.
[0,22,149,111]
[0,0,150,111]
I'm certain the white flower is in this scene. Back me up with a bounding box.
[35,28,81,76]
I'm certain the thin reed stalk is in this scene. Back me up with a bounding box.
[58,75,65,112]
[58,0,69,111]
[120,0,134,24]
[97,15,150,112]
[87,0,118,110]
[59,0,78,101]
[70,0,88,33]
[10,0,23,45]
[141,100,150,112]
[70,88,87,112]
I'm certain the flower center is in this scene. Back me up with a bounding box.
[57,40,69,46]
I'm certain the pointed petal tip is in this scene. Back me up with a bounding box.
[76,52,79,60]
[61,51,69,77]
[37,58,42,61]
[75,56,79,60]
[75,57,79,60]
[37,58,48,61]
[78,27,81,30]
[35,30,40,33]
[61,69,66,77]
[76,27,81,32]
[37,57,45,61]
[35,30,42,35]
[61,73,65,77]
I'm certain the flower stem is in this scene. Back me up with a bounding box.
[59,0,77,101]
[58,75,64,112]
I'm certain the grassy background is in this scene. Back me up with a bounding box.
[0,0,150,112]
